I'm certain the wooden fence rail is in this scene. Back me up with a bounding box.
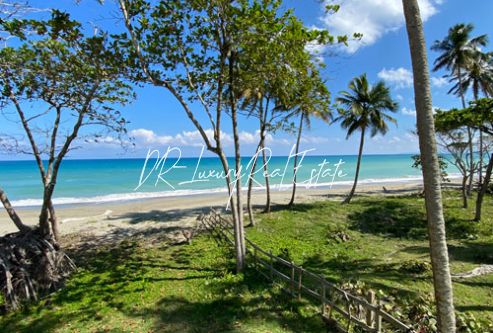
[200,210,415,333]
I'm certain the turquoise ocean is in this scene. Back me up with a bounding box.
[0,154,460,207]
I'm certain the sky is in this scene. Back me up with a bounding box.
[1,0,492,159]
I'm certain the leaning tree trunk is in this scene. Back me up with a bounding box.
[474,152,493,221]
[0,186,31,233]
[343,127,365,204]
[288,111,304,207]
[403,1,456,332]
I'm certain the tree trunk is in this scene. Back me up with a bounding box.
[48,200,59,242]
[403,1,456,332]
[475,92,484,187]
[229,52,246,270]
[343,127,365,204]
[457,68,474,197]
[479,130,484,186]
[0,186,31,233]
[38,207,51,237]
[466,126,474,196]
[288,111,304,207]
[474,153,493,221]
[461,175,468,209]
[218,151,244,272]
[247,103,267,226]
[262,141,271,213]
[247,144,261,227]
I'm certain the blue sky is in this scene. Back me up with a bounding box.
[1,0,492,159]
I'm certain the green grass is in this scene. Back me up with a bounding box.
[0,235,325,332]
[247,191,493,323]
[1,191,492,332]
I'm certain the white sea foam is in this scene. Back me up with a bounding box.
[8,173,464,208]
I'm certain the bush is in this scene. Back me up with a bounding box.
[398,260,432,275]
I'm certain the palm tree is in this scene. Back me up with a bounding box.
[335,74,398,204]
[403,0,456,331]
[431,23,488,195]
[450,51,493,185]
[287,73,331,207]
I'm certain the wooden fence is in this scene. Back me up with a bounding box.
[200,210,415,333]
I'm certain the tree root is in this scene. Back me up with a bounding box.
[0,229,76,311]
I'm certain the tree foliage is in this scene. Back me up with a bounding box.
[0,10,133,238]
[434,98,493,135]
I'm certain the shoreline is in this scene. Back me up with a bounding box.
[0,180,426,238]
[7,174,455,209]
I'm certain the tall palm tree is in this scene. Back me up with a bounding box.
[450,51,493,185]
[403,0,456,331]
[335,74,398,204]
[431,23,488,195]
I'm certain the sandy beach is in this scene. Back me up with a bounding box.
[0,180,425,241]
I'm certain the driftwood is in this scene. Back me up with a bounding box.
[452,265,493,279]
[0,229,76,311]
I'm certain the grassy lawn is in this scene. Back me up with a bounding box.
[0,235,324,333]
[247,191,493,324]
[1,191,492,332]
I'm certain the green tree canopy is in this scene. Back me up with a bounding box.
[434,98,493,135]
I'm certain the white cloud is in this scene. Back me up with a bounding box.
[431,76,448,88]
[401,105,443,116]
[378,67,413,88]
[405,132,418,141]
[319,0,442,53]
[391,136,401,142]
[401,107,416,116]
[301,136,330,144]
[130,128,233,147]
[129,128,308,148]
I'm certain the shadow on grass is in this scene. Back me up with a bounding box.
[347,198,427,239]
[403,242,493,265]
[253,202,316,214]
[134,269,326,333]
[299,253,429,300]
[113,207,212,225]
[346,197,478,239]
[0,238,328,333]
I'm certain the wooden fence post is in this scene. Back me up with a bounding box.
[366,290,376,328]
[254,247,258,271]
[290,262,295,296]
[376,301,382,332]
[321,282,326,315]
[269,250,273,281]
[297,266,303,300]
